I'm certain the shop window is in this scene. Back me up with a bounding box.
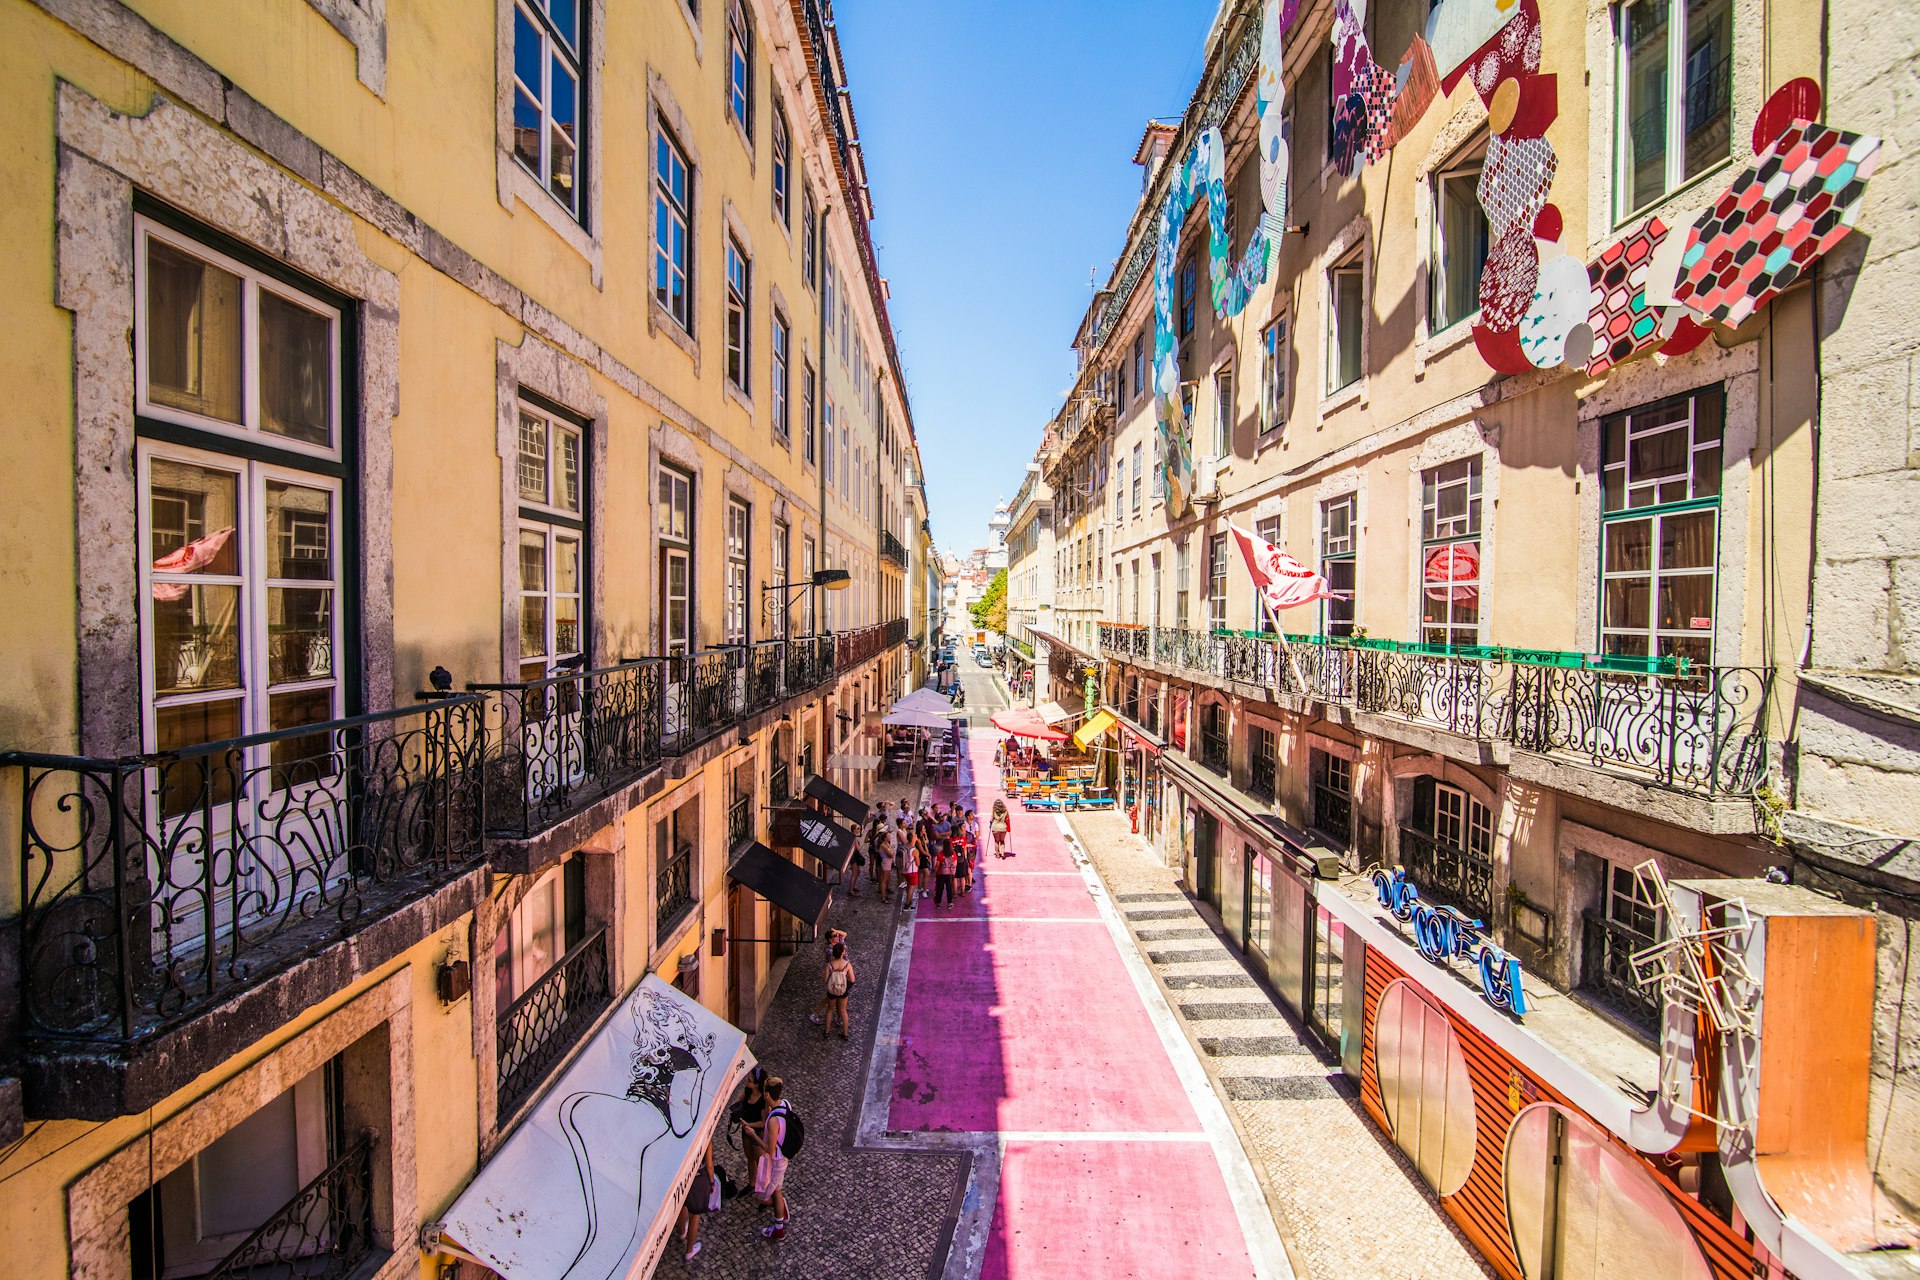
[1373,978,1476,1196]
[1421,458,1482,648]
[1309,904,1345,1053]
[1504,1103,1715,1279]
[1320,494,1357,637]
[1600,386,1723,665]
[1614,0,1732,220]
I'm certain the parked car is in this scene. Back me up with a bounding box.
[974,651,993,667]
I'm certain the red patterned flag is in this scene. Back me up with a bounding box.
[1230,525,1346,613]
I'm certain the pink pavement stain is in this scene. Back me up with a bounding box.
[981,1140,1257,1280]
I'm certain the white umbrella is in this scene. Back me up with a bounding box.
[890,686,954,715]
[882,708,953,730]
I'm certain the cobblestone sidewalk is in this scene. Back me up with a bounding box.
[654,774,967,1280]
[1065,809,1495,1280]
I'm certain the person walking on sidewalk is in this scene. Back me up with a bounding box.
[821,941,855,1040]
[807,928,848,1027]
[873,819,896,901]
[990,799,1012,858]
[900,825,921,909]
[932,839,958,909]
[753,1079,792,1239]
[676,1140,719,1261]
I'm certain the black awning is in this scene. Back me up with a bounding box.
[729,842,833,932]
[804,774,871,826]
[771,803,859,875]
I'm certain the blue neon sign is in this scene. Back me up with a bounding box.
[1370,868,1527,1017]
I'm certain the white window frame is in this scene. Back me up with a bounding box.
[1260,313,1288,436]
[771,103,791,227]
[770,312,791,444]
[658,466,693,656]
[724,236,751,394]
[1420,458,1483,649]
[1612,0,1734,223]
[1211,365,1235,459]
[135,217,344,463]
[511,0,586,219]
[653,126,692,332]
[726,0,753,137]
[725,497,750,645]
[1429,142,1488,335]
[1326,252,1365,395]
[1320,493,1358,637]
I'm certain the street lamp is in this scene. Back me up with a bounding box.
[762,568,851,629]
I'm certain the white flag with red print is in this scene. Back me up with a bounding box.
[1230,524,1346,612]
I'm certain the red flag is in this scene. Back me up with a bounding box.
[1230,524,1346,613]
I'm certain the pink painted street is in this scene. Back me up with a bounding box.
[890,729,1273,1279]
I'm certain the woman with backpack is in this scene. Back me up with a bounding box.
[821,942,855,1040]
[990,799,1012,858]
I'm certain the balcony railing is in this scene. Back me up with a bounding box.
[1313,783,1354,848]
[497,926,612,1118]
[657,841,696,944]
[1397,826,1494,922]
[469,661,661,841]
[1580,909,1661,1036]
[728,792,754,851]
[3,698,486,1047]
[1199,723,1229,775]
[1098,624,1773,798]
[205,1127,379,1280]
[880,529,909,568]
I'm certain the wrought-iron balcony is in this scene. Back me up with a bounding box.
[203,1126,380,1280]
[1396,825,1494,922]
[468,661,662,844]
[1579,909,1662,1036]
[1,698,487,1110]
[1313,783,1354,849]
[496,926,612,1119]
[1099,623,1773,799]
[880,529,909,568]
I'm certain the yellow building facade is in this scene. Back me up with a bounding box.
[0,0,914,1277]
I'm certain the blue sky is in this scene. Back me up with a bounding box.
[834,0,1220,555]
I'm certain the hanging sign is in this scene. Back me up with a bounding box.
[1370,868,1526,1016]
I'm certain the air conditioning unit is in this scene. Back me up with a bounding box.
[1193,454,1221,504]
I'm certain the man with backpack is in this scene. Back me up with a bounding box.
[753,1077,801,1240]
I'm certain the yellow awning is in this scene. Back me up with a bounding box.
[1073,709,1119,750]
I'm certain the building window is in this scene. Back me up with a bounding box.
[801,536,817,633]
[1327,253,1365,393]
[771,519,790,638]
[1178,252,1198,351]
[725,498,750,645]
[494,857,587,1010]
[653,126,692,331]
[517,402,586,683]
[802,189,818,288]
[823,396,835,486]
[658,466,692,656]
[511,0,584,217]
[1407,777,1494,919]
[1320,494,1357,637]
[1130,559,1141,623]
[1199,701,1228,773]
[726,0,753,136]
[1312,751,1353,847]
[1172,536,1190,625]
[656,801,697,944]
[1207,532,1228,632]
[1260,315,1288,434]
[1131,442,1144,513]
[802,361,817,464]
[770,313,791,444]
[771,104,791,226]
[1211,366,1235,459]
[1132,332,1147,404]
[1249,724,1277,803]
[1421,458,1483,648]
[136,221,345,772]
[1615,0,1732,219]
[725,236,751,394]
[1600,386,1724,664]
[1431,142,1489,332]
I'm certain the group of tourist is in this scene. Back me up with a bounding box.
[847,796,1017,912]
[676,1061,800,1259]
